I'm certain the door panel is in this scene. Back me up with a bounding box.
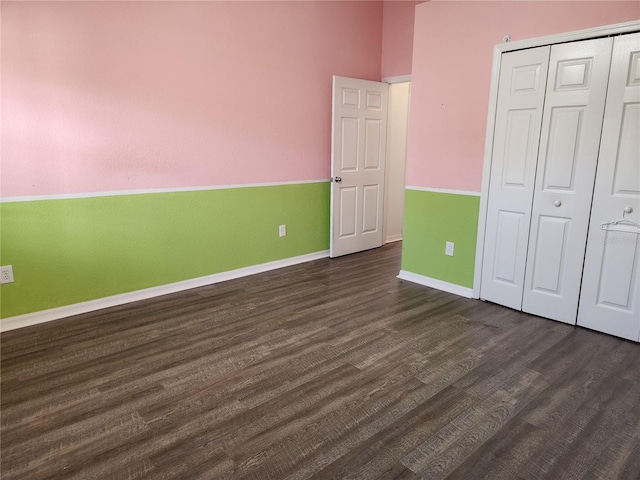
[555,58,594,90]
[364,119,382,169]
[522,37,613,324]
[331,76,388,257]
[480,46,550,309]
[612,104,640,195]
[542,106,584,190]
[493,211,525,285]
[502,109,537,186]
[362,185,380,233]
[340,118,359,170]
[339,187,357,238]
[366,91,383,110]
[578,33,640,341]
[596,234,637,308]
[342,88,360,108]
[529,215,569,294]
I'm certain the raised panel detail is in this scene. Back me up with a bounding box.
[543,107,584,191]
[628,52,640,86]
[341,118,359,171]
[339,187,357,238]
[493,211,523,284]
[613,103,640,196]
[342,88,360,108]
[503,109,536,187]
[531,216,570,294]
[365,91,382,111]
[555,58,592,90]
[364,119,381,170]
[362,185,379,233]
[597,232,639,309]
[511,64,542,94]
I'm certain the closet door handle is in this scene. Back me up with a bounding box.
[553,200,562,207]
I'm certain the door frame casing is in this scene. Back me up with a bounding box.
[473,20,640,299]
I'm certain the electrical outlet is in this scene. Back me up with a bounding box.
[279,225,286,237]
[1,265,14,284]
[445,242,454,256]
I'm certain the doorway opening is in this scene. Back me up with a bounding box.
[383,80,411,244]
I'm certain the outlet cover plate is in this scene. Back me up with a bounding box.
[279,225,286,237]
[1,265,14,284]
[445,242,454,256]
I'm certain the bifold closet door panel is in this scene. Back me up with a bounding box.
[522,37,613,324]
[578,33,640,342]
[480,46,550,310]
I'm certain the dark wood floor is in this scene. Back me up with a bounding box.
[2,242,639,480]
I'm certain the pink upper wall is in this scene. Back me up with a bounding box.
[406,1,640,191]
[381,1,422,78]
[1,1,382,197]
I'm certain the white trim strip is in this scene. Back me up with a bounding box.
[0,179,330,203]
[495,20,639,55]
[384,235,403,244]
[382,75,411,84]
[405,186,481,197]
[398,270,474,298]
[0,250,330,332]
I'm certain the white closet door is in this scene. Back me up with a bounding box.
[480,46,550,310]
[522,37,613,324]
[577,33,640,341]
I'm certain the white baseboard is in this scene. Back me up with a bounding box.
[1,250,330,332]
[385,235,403,244]
[397,270,473,298]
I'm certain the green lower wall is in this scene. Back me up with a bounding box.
[0,182,329,319]
[401,189,480,288]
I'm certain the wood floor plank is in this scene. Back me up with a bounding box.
[445,417,547,480]
[279,379,437,480]
[307,385,477,480]
[403,365,548,479]
[2,242,639,480]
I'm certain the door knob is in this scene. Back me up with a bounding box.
[331,176,342,183]
[553,200,562,207]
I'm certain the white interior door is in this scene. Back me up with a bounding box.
[331,76,388,258]
[479,46,550,310]
[521,38,614,324]
[577,33,640,341]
